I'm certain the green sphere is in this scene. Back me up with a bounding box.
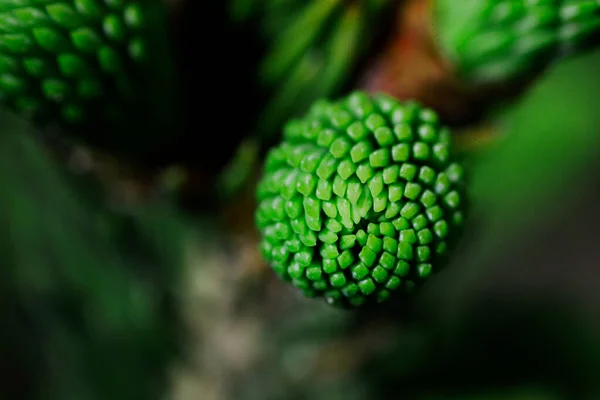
[0,0,176,160]
[435,0,600,84]
[255,92,466,308]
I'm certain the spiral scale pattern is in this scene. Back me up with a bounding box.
[256,92,466,307]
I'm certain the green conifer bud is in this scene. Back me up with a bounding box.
[0,0,176,160]
[255,92,466,308]
[435,0,600,84]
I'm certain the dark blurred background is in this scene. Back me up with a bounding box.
[2,1,600,399]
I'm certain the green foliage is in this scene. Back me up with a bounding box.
[231,0,393,142]
[434,0,600,84]
[255,92,466,308]
[230,0,305,35]
[0,110,186,400]
[0,0,178,162]
[214,0,396,200]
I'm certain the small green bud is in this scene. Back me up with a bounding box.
[255,92,467,308]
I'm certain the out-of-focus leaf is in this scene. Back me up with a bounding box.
[0,110,187,400]
[471,48,600,235]
[246,0,395,143]
[355,49,600,400]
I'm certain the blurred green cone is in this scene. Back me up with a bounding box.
[434,0,600,84]
[0,0,178,162]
